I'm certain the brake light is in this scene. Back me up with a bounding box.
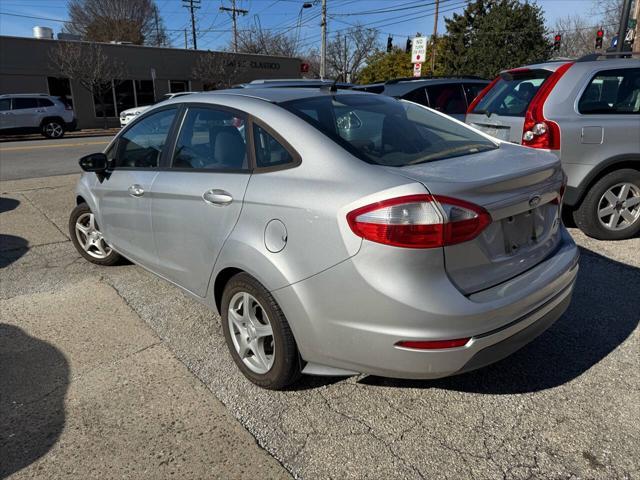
[346,194,491,248]
[395,338,470,350]
[466,76,500,115]
[521,62,574,150]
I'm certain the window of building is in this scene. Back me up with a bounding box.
[135,80,155,105]
[93,82,116,118]
[172,107,247,170]
[12,98,38,109]
[426,84,467,115]
[578,68,640,114]
[169,80,189,93]
[115,80,136,114]
[116,108,177,168]
[47,77,73,107]
[253,124,294,168]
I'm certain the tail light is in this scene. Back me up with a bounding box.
[521,62,574,150]
[347,194,491,249]
[65,104,73,111]
[466,76,500,115]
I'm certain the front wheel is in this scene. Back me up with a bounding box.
[41,120,65,139]
[69,203,122,266]
[573,169,640,240]
[221,273,301,389]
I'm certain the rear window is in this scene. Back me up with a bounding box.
[471,69,551,117]
[280,94,497,167]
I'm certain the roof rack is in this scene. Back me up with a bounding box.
[385,75,486,84]
[577,51,639,62]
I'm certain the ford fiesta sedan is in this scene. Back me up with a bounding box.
[70,88,579,389]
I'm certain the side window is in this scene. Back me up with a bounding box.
[402,87,428,107]
[579,68,640,114]
[172,107,247,170]
[115,108,177,168]
[463,83,487,106]
[253,124,294,168]
[0,98,10,111]
[426,84,466,115]
[38,98,54,108]
[12,98,39,110]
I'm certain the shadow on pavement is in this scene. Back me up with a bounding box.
[0,324,70,478]
[0,197,19,214]
[0,235,28,268]
[360,247,640,393]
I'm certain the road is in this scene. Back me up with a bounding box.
[1,141,639,479]
[0,136,112,181]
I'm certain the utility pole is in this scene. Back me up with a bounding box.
[182,0,200,50]
[343,35,348,82]
[320,0,327,79]
[430,0,439,72]
[616,0,632,53]
[154,8,160,46]
[184,29,188,49]
[220,0,249,53]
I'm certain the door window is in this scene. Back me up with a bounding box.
[12,98,38,109]
[172,107,247,170]
[38,98,54,108]
[426,84,467,115]
[578,68,640,114]
[253,124,294,168]
[401,87,428,107]
[0,99,10,111]
[115,108,177,168]
[463,83,488,106]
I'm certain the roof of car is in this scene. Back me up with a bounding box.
[233,78,354,89]
[354,77,490,97]
[178,87,371,104]
[502,55,640,74]
[0,93,54,98]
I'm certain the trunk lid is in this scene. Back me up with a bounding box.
[387,142,565,294]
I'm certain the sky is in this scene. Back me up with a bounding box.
[0,0,601,53]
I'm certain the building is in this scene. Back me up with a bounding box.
[0,35,301,129]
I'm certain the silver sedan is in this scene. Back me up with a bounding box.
[70,88,579,389]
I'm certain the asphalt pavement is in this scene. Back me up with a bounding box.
[0,140,639,479]
[0,135,113,181]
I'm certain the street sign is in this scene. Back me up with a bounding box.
[413,63,422,77]
[411,36,427,64]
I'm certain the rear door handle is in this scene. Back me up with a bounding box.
[203,189,233,206]
[128,184,145,197]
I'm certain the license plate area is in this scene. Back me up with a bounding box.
[501,207,547,255]
[479,125,511,141]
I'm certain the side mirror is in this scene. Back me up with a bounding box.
[79,152,108,173]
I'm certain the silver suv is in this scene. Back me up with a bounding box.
[466,55,640,240]
[0,93,76,138]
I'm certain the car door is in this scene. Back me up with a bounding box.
[150,105,251,297]
[11,97,39,128]
[92,106,179,267]
[0,98,12,129]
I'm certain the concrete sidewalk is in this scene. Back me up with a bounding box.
[0,175,290,479]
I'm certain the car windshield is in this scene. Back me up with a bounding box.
[471,69,552,117]
[279,94,497,166]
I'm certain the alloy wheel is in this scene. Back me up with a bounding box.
[44,122,64,138]
[227,292,275,374]
[597,182,640,231]
[74,212,112,259]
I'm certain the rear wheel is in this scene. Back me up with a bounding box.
[41,120,65,138]
[221,273,301,389]
[573,169,640,240]
[69,203,121,266]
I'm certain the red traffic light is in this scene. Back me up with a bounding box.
[554,34,562,42]
[596,29,604,38]
[300,63,310,73]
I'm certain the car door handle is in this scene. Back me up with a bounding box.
[202,189,233,206]
[128,184,145,197]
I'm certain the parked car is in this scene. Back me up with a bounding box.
[70,88,578,389]
[466,54,640,240]
[233,78,354,89]
[0,93,76,138]
[353,77,490,120]
[119,91,196,127]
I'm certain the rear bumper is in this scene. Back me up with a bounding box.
[64,119,77,131]
[274,229,579,379]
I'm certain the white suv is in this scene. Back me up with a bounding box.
[0,93,76,138]
[119,92,195,127]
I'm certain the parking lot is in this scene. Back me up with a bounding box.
[1,139,639,479]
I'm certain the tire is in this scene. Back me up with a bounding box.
[69,203,122,266]
[573,169,640,240]
[41,119,65,139]
[221,273,301,389]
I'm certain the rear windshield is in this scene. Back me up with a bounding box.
[471,69,551,117]
[280,94,497,167]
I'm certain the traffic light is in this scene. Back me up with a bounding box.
[387,35,393,53]
[553,34,561,51]
[405,37,412,53]
[595,29,604,49]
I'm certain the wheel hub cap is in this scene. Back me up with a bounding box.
[74,212,112,259]
[597,182,640,231]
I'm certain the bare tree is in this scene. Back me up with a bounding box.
[592,0,624,45]
[234,25,300,57]
[553,14,600,57]
[65,0,168,46]
[325,26,380,82]
[192,52,248,90]
[50,42,125,128]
